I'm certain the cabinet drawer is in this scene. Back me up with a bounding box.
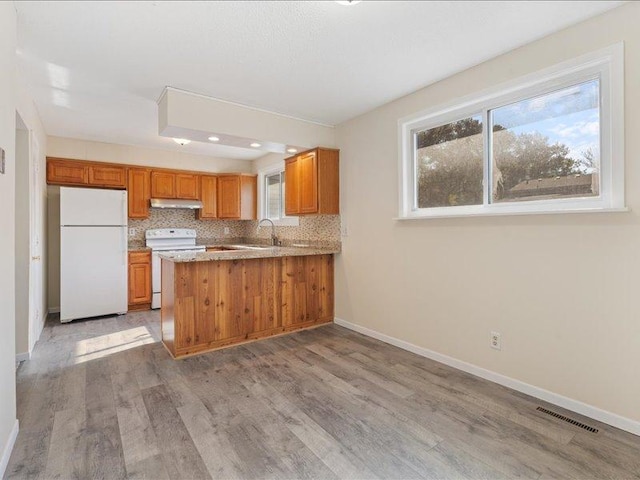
[129,251,151,264]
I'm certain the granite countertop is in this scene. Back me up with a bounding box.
[158,244,340,263]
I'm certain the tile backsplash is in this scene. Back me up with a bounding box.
[128,209,247,243]
[129,209,341,244]
[248,215,341,243]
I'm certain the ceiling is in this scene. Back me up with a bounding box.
[15,1,623,160]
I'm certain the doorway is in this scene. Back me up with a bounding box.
[14,112,44,362]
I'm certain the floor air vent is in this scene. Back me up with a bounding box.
[536,407,598,433]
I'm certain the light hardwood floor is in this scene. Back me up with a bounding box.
[5,311,640,479]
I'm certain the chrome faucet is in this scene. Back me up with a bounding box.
[257,218,279,246]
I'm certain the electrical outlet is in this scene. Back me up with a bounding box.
[128,228,136,237]
[224,227,230,235]
[490,331,502,350]
[341,224,349,237]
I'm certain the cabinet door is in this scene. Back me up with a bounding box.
[284,157,300,215]
[88,165,126,188]
[128,251,151,306]
[151,171,176,198]
[281,255,334,327]
[47,159,88,186]
[128,168,150,219]
[299,151,318,214]
[217,176,241,219]
[197,175,217,219]
[176,173,199,199]
[240,175,257,220]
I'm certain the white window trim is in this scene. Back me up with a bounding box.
[397,43,626,220]
[257,164,300,226]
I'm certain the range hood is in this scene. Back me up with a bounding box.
[150,198,203,209]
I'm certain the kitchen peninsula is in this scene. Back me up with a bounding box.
[160,245,339,358]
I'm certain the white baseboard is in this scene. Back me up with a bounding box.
[334,317,640,437]
[0,420,19,479]
[48,307,60,314]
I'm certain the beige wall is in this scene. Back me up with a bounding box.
[46,136,255,311]
[0,1,18,471]
[46,187,60,312]
[14,128,29,357]
[334,2,640,427]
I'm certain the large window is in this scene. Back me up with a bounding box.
[400,44,624,219]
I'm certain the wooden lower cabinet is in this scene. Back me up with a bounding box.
[128,251,152,310]
[161,254,334,358]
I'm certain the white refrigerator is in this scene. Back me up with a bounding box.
[60,187,128,323]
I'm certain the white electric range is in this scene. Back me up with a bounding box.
[145,228,206,309]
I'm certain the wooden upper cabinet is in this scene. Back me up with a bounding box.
[128,251,152,308]
[284,157,300,215]
[150,171,176,198]
[217,174,257,220]
[175,173,199,199]
[217,175,241,219]
[299,152,318,214]
[151,171,199,199]
[285,147,339,216]
[128,168,151,219]
[197,175,217,219]
[240,175,257,220]
[46,158,255,220]
[88,164,126,188]
[47,158,89,186]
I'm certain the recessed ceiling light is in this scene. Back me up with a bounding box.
[335,0,361,5]
[208,136,220,142]
[287,148,298,153]
[173,138,190,146]
[250,142,261,148]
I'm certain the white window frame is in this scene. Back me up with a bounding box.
[398,43,626,220]
[258,164,299,226]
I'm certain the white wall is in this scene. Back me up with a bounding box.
[0,2,18,475]
[46,136,255,311]
[335,2,640,431]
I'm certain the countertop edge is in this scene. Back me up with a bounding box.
[159,247,339,263]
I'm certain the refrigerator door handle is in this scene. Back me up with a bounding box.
[122,191,127,223]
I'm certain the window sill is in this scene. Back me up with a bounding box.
[394,206,630,221]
